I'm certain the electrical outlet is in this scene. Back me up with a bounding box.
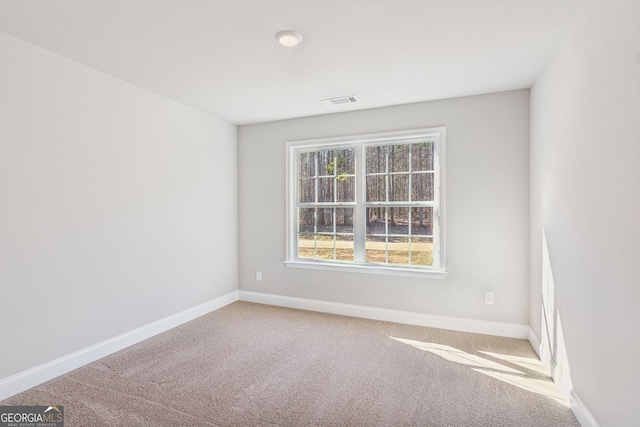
[485,292,494,305]
[255,271,263,281]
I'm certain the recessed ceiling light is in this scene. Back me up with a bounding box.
[275,30,303,47]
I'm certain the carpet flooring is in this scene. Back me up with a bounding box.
[2,301,579,426]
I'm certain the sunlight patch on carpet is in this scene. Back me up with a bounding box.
[389,336,568,407]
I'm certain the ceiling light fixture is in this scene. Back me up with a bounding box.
[275,30,303,47]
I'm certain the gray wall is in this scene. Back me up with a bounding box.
[239,90,530,324]
[530,0,640,424]
[0,33,238,380]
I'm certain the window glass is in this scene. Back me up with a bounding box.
[289,129,444,273]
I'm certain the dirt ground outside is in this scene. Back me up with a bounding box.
[298,239,433,265]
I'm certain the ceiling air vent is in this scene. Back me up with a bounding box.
[320,96,358,106]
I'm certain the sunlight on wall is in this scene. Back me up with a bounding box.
[554,315,573,400]
[390,336,568,406]
[541,230,573,401]
[541,231,556,371]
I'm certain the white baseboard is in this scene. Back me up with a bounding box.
[537,332,599,427]
[528,328,542,358]
[569,390,600,427]
[239,290,529,339]
[0,290,238,401]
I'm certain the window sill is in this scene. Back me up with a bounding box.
[284,260,447,279]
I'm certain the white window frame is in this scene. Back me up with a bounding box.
[285,127,446,278]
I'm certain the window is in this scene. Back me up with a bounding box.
[286,128,445,278]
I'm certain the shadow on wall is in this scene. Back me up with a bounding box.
[390,336,566,406]
[541,230,573,401]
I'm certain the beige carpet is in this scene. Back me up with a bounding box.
[2,302,579,426]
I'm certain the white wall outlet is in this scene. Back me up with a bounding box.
[255,271,262,281]
[485,292,495,305]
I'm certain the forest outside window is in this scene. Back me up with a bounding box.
[286,128,446,278]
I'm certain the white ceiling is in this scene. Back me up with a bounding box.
[0,0,586,125]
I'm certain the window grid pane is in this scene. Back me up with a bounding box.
[365,206,433,266]
[292,131,442,270]
[363,140,435,266]
[297,207,354,262]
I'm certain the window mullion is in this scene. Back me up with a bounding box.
[433,137,441,269]
[354,143,366,262]
[409,144,413,203]
[408,207,413,265]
